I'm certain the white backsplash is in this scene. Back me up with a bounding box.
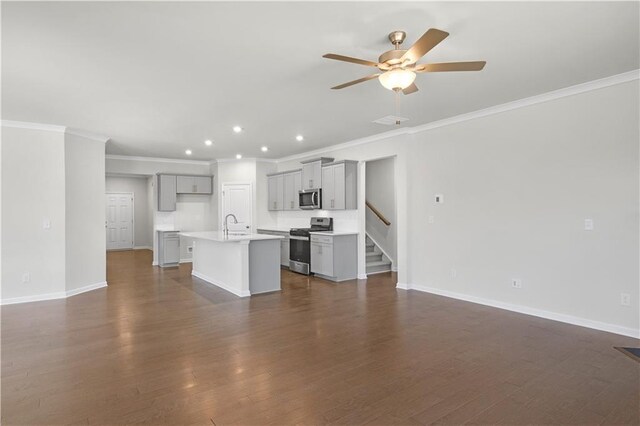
[275,209,359,231]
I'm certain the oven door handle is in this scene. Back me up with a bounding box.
[290,235,309,241]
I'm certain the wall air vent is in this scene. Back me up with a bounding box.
[372,115,409,126]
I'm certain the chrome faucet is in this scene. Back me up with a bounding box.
[223,214,238,235]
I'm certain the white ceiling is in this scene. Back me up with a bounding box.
[2,2,638,160]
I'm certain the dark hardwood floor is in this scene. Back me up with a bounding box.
[2,249,638,425]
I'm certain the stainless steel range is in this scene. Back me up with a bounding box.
[289,217,333,275]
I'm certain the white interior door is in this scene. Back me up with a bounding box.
[106,193,134,250]
[222,183,252,234]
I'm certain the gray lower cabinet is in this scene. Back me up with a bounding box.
[310,233,357,281]
[158,230,180,267]
[158,175,177,211]
[257,229,289,267]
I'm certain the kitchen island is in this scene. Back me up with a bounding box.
[179,231,284,297]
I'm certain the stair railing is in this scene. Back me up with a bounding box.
[365,200,391,226]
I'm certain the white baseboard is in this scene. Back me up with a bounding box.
[403,283,639,339]
[1,281,108,305]
[357,273,368,280]
[152,261,158,266]
[134,246,152,250]
[192,270,250,297]
[66,281,108,298]
[179,258,193,264]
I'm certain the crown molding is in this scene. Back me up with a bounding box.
[66,127,110,143]
[214,157,278,164]
[1,120,109,143]
[1,120,66,133]
[105,154,213,166]
[275,69,639,163]
[276,127,408,164]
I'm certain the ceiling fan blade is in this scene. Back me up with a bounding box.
[323,53,380,68]
[400,28,449,64]
[415,61,486,72]
[402,83,419,95]
[331,74,380,90]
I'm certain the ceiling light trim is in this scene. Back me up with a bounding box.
[276,69,639,163]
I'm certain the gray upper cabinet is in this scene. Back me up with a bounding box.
[176,175,212,194]
[268,173,284,211]
[321,160,357,210]
[301,157,334,190]
[283,170,302,210]
[158,174,177,211]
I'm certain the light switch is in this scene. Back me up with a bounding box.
[435,194,444,204]
[584,219,594,231]
[43,219,51,230]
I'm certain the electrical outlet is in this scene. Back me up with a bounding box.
[620,293,631,306]
[428,216,435,224]
[187,246,193,253]
[22,272,30,283]
[450,268,457,279]
[584,219,594,231]
[43,219,51,230]
[511,279,522,289]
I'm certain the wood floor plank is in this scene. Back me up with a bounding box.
[1,249,638,425]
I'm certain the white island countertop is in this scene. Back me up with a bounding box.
[180,231,284,242]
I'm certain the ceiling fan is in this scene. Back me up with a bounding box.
[323,28,486,95]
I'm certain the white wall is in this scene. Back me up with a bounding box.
[270,77,639,336]
[406,80,639,335]
[1,127,67,300]
[1,124,107,303]
[65,133,106,292]
[106,175,152,248]
[366,157,396,265]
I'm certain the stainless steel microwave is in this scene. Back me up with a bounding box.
[299,189,321,210]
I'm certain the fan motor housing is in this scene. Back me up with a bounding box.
[379,49,407,67]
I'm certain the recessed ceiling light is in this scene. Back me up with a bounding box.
[233,126,243,133]
[185,149,192,155]
[261,146,268,152]
[236,154,242,159]
[296,135,304,142]
[204,140,213,146]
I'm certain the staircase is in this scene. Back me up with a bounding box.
[365,235,392,275]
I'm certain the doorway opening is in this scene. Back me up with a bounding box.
[364,157,397,275]
[105,174,154,252]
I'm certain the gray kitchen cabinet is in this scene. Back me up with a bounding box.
[283,169,302,210]
[267,173,284,211]
[176,175,213,194]
[158,230,180,267]
[157,174,177,211]
[301,157,334,190]
[321,160,357,210]
[310,233,358,281]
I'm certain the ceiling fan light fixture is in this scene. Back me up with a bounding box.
[378,69,416,91]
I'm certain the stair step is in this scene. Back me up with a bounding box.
[366,260,392,274]
[366,252,383,262]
